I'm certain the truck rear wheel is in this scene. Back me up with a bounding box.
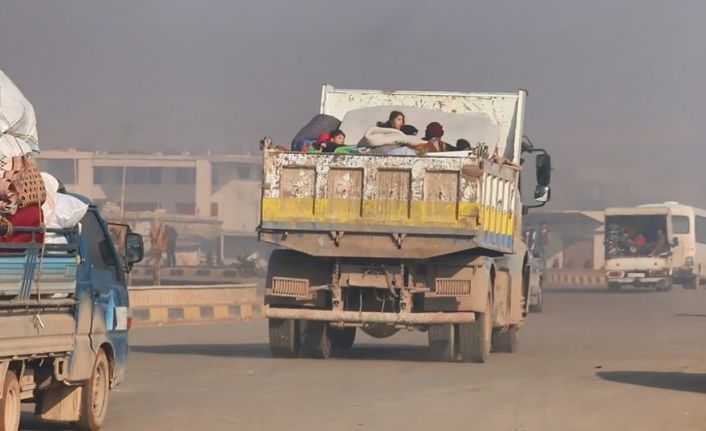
[77,349,109,431]
[329,327,356,350]
[1,370,20,431]
[269,319,300,358]
[529,283,543,313]
[300,321,332,359]
[688,272,700,290]
[492,325,520,353]
[428,324,456,362]
[458,293,492,363]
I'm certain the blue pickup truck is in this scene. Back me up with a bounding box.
[0,196,143,431]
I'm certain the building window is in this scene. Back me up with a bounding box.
[175,167,196,185]
[148,167,162,184]
[123,202,160,212]
[176,202,196,215]
[126,167,147,184]
[211,165,220,186]
[37,158,77,184]
[211,202,219,217]
[236,164,251,180]
[696,216,706,244]
[93,167,124,185]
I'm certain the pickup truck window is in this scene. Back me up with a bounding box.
[81,211,121,281]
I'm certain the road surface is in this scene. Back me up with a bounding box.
[22,286,706,431]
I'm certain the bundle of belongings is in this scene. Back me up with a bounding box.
[0,70,88,248]
[284,106,510,161]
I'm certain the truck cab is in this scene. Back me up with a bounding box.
[0,198,143,431]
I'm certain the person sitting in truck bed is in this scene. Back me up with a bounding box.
[377,110,405,130]
[411,122,446,154]
[321,129,346,153]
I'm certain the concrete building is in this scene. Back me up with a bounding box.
[524,211,605,270]
[36,149,266,262]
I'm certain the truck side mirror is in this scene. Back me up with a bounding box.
[125,233,145,268]
[536,154,552,186]
[672,237,679,247]
[534,185,551,203]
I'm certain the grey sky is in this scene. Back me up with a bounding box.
[1,0,704,209]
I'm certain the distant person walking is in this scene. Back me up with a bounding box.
[150,223,168,285]
[165,224,178,267]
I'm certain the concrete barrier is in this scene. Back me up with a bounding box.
[129,266,261,286]
[546,269,606,287]
[128,284,263,326]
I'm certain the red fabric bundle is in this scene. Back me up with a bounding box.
[1,204,43,245]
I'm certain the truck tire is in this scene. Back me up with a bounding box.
[428,324,456,362]
[269,318,300,358]
[529,284,543,313]
[492,325,520,353]
[77,349,109,431]
[300,321,332,359]
[329,327,356,350]
[1,371,20,431]
[688,272,700,290]
[458,293,492,363]
[656,277,673,292]
[608,283,620,292]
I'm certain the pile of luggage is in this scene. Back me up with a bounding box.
[0,70,87,247]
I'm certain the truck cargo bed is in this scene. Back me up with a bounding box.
[259,151,518,258]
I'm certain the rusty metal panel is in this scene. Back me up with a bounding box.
[272,277,311,299]
[260,150,518,256]
[373,169,411,221]
[322,168,363,220]
[278,166,316,218]
[423,171,459,222]
[0,311,75,359]
[435,278,472,296]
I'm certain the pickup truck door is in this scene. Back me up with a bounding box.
[80,211,129,352]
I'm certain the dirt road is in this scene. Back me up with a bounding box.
[22,287,706,430]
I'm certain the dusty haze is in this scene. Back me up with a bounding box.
[1,0,704,210]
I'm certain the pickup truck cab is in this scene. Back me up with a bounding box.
[0,197,143,431]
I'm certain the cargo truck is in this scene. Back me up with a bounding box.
[260,86,551,362]
[0,197,143,431]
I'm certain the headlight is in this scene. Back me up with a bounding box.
[685,257,695,267]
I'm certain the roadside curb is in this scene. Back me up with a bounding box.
[127,284,263,327]
[131,301,264,327]
[546,270,605,287]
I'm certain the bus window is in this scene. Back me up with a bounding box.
[696,216,706,244]
[672,216,690,234]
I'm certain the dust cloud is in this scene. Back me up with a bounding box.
[1,0,704,209]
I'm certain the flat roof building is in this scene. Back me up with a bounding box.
[36,150,266,263]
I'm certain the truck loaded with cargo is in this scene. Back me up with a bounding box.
[259,85,552,362]
[0,71,144,431]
